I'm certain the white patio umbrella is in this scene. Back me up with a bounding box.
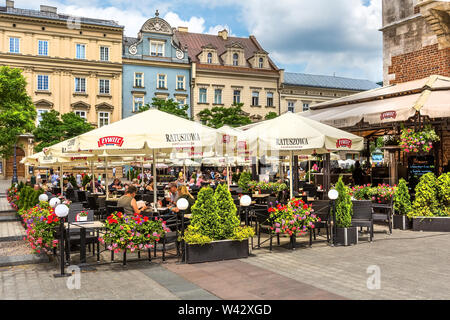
[47,109,222,208]
[242,112,364,198]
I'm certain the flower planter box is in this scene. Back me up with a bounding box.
[335,227,358,246]
[393,215,412,230]
[185,239,249,264]
[412,217,450,232]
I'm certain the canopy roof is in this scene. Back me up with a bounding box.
[301,75,450,128]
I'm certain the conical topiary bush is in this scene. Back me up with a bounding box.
[335,176,353,228]
[189,187,222,240]
[394,178,411,215]
[214,183,240,239]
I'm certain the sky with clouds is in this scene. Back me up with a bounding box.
[11,0,383,82]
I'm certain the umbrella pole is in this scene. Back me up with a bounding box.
[308,160,311,184]
[60,165,63,196]
[152,149,157,212]
[141,161,144,182]
[289,151,294,199]
[90,161,95,193]
[105,157,109,200]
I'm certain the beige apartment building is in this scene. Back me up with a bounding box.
[175,29,282,121]
[0,1,123,179]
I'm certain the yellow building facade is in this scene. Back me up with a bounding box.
[0,2,123,179]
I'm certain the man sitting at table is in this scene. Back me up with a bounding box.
[168,182,179,205]
[117,185,147,215]
[109,178,123,190]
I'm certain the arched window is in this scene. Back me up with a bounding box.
[233,53,239,66]
[207,52,212,64]
[259,57,264,68]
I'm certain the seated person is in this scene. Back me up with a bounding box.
[171,185,195,214]
[117,185,147,215]
[63,178,74,191]
[168,182,179,206]
[145,178,154,192]
[109,178,123,190]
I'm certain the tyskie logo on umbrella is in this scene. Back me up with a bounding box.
[98,136,124,147]
[336,139,352,148]
[380,111,397,120]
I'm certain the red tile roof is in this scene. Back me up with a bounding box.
[174,31,279,71]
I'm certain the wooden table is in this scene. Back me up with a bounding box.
[65,221,105,264]
[252,194,271,198]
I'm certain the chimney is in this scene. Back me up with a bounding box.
[178,26,188,32]
[6,0,14,8]
[40,5,57,14]
[218,29,228,40]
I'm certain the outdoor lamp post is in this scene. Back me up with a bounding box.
[49,197,61,208]
[53,204,70,278]
[328,189,339,247]
[12,144,18,185]
[240,195,252,226]
[38,193,49,203]
[177,198,189,262]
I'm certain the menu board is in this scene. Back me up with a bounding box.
[407,155,435,191]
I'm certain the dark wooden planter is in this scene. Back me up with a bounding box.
[393,215,412,230]
[335,227,358,246]
[412,217,450,232]
[185,239,249,264]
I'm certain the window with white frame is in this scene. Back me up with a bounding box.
[199,88,207,103]
[75,110,87,119]
[99,79,110,94]
[302,103,310,111]
[233,53,239,66]
[214,89,222,104]
[38,40,48,56]
[252,91,259,106]
[266,92,274,107]
[37,75,49,91]
[259,57,264,68]
[98,112,110,127]
[75,77,86,93]
[150,41,164,57]
[207,52,212,64]
[133,96,144,112]
[157,74,167,89]
[176,75,185,90]
[134,73,144,87]
[36,109,48,125]
[100,46,109,61]
[9,37,20,53]
[288,101,295,113]
[76,44,86,59]
[233,90,241,104]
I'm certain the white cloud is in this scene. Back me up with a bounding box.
[163,12,205,33]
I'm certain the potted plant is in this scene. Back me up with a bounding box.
[76,210,89,222]
[334,177,357,246]
[399,125,439,154]
[183,185,254,263]
[393,179,412,230]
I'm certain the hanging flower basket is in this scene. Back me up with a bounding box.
[399,126,439,154]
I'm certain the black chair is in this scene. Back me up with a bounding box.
[105,200,118,207]
[351,200,374,242]
[303,184,317,199]
[310,200,331,244]
[65,208,98,264]
[76,190,88,207]
[253,204,280,251]
[372,199,393,234]
[65,188,76,202]
[52,187,62,195]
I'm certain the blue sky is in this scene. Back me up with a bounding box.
[14,0,383,82]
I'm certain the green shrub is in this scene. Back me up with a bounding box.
[214,184,240,239]
[238,171,252,193]
[394,179,411,215]
[436,173,450,216]
[335,177,353,228]
[17,186,43,211]
[82,174,92,187]
[408,172,439,218]
[232,172,241,184]
[188,187,221,240]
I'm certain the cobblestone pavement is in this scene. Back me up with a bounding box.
[244,227,450,300]
[0,222,25,241]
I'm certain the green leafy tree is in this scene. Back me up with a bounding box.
[265,112,278,120]
[437,173,450,216]
[238,171,252,193]
[335,176,353,228]
[0,66,36,158]
[17,186,43,210]
[393,179,411,215]
[33,111,93,152]
[197,103,251,128]
[408,172,439,218]
[138,97,189,119]
[214,184,240,239]
[188,187,221,240]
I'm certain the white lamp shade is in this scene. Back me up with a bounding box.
[38,194,49,202]
[55,204,69,218]
[240,195,252,207]
[328,189,339,200]
[49,197,61,208]
[176,198,189,211]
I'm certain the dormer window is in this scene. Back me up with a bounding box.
[259,57,264,68]
[207,52,212,64]
[150,40,164,57]
[233,53,239,66]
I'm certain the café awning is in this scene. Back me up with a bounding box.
[301,75,450,128]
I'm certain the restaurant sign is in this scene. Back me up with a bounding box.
[335,139,353,148]
[165,133,201,143]
[380,111,397,121]
[276,138,309,148]
[98,136,124,147]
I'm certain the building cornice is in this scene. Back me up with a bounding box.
[123,58,190,69]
